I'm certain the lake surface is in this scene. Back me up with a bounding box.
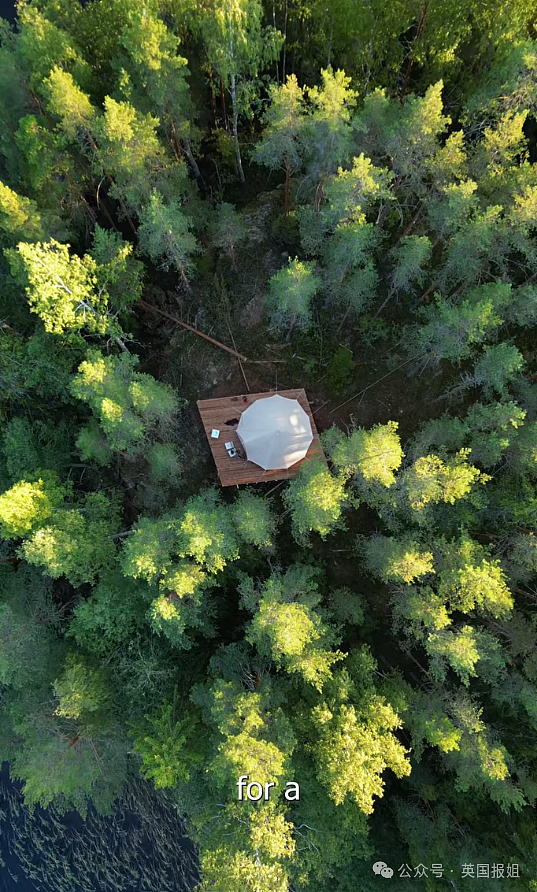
[0,764,199,892]
[0,0,15,24]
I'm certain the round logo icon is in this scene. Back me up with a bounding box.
[372,861,393,878]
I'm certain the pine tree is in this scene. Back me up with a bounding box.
[116,2,201,179]
[242,565,344,689]
[389,236,432,294]
[71,349,179,456]
[255,74,306,214]
[362,535,434,584]
[283,459,348,542]
[266,257,321,333]
[414,284,510,367]
[208,202,247,268]
[95,97,164,215]
[20,492,121,587]
[312,652,410,813]
[0,474,65,540]
[8,237,140,347]
[470,343,525,397]
[305,67,357,210]
[324,421,404,487]
[0,180,45,243]
[137,189,199,288]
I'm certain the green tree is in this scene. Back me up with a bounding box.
[90,225,144,312]
[192,677,294,792]
[6,687,129,815]
[231,490,276,550]
[312,652,410,813]
[362,535,434,584]
[198,804,294,892]
[400,450,488,512]
[321,221,380,318]
[132,701,203,789]
[444,694,526,813]
[470,344,525,396]
[466,400,526,468]
[266,257,321,333]
[0,180,45,243]
[324,421,403,487]
[8,237,139,347]
[200,0,282,182]
[0,564,61,690]
[137,189,199,288]
[414,284,509,367]
[53,653,111,719]
[0,328,82,409]
[71,349,179,456]
[116,3,201,179]
[255,74,306,214]
[242,566,343,689]
[389,236,432,294]
[436,534,513,618]
[426,625,505,686]
[282,459,348,543]
[208,202,247,268]
[322,153,394,228]
[67,569,150,658]
[21,492,121,586]
[95,97,164,215]
[357,82,449,198]
[43,65,96,141]
[0,474,65,539]
[305,67,357,210]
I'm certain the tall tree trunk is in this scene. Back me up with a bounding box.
[174,258,191,291]
[183,138,201,180]
[282,0,288,79]
[169,117,183,162]
[208,68,217,128]
[164,102,192,173]
[85,129,137,236]
[94,187,118,231]
[327,17,333,67]
[400,0,430,96]
[315,174,324,212]
[284,153,290,215]
[220,77,228,131]
[109,178,137,237]
[273,0,279,84]
[230,71,245,183]
[285,313,296,343]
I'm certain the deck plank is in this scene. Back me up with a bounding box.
[196,389,326,486]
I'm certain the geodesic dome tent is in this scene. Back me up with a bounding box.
[237,394,313,471]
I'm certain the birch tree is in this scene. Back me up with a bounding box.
[200,0,282,182]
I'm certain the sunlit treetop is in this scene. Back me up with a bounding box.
[324,421,403,487]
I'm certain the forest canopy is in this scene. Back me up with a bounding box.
[2,0,537,890]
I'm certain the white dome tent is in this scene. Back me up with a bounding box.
[237,394,313,471]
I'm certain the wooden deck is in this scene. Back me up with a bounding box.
[197,389,326,486]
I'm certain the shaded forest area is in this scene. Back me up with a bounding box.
[2,0,537,890]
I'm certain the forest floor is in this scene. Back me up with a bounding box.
[137,177,450,488]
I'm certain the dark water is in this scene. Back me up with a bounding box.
[0,764,199,892]
[0,0,15,25]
